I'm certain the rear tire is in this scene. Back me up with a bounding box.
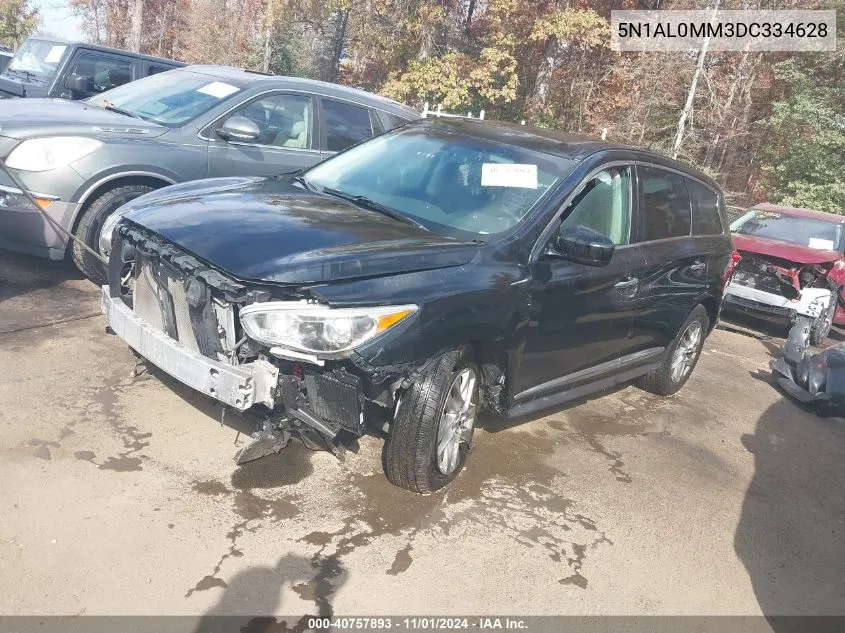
[384,348,479,494]
[637,305,709,396]
[71,184,155,284]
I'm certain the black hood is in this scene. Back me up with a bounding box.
[123,178,480,284]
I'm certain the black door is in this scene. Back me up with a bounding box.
[517,165,647,395]
[630,165,710,352]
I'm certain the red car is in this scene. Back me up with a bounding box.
[724,203,845,344]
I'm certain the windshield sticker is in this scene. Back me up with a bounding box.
[809,238,835,250]
[197,81,240,99]
[44,45,66,64]
[481,163,538,189]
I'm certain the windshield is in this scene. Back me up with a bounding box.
[2,40,67,85]
[303,126,573,238]
[731,209,842,251]
[88,70,244,127]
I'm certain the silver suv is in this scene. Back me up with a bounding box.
[0,65,417,282]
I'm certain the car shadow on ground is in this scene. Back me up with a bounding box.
[721,311,845,346]
[0,249,85,302]
[192,553,348,632]
[735,394,845,624]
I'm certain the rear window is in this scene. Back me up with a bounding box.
[688,179,723,235]
[383,112,411,130]
[731,210,842,250]
[638,166,692,241]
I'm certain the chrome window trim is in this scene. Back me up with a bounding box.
[199,89,319,152]
[197,87,414,147]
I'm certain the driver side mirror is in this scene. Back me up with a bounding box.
[216,115,261,142]
[65,75,89,94]
[552,225,615,266]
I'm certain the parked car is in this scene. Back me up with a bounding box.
[725,203,845,344]
[0,65,418,282]
[100,118,735,493]
[0,47,11,74]
[0,36,183,100]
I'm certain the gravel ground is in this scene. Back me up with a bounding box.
[1,249,843,621]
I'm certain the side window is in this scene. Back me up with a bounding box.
[383,112,410,131]
[224,93,312,148]
[323,98,374,151]
[687,179,724,235]
[66,53,133,97]
[638,166,692,241]
[561,167,632,246]
[147,64,172,76]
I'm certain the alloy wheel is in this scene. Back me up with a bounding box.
[670,321,703,383]
[435,367,477,475]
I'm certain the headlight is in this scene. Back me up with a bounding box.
[0,184,58,211]
[6,137,103,172]
[239,302,417,358]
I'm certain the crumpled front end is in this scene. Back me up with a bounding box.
[102,224,417,461]
[724,251,838,321]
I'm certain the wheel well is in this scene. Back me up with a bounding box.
[72,175,172,233]
[700,296,720,333]
[468,341,510,413]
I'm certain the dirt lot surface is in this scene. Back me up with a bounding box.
[1,249,844,620]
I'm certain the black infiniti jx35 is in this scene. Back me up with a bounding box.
[101,118,735,493]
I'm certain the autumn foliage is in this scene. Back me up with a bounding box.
[52,0,840,212]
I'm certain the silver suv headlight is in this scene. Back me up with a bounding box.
[239,302,417,359]
[6,137,102,172]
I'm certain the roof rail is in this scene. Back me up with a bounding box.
[422,102,485,121]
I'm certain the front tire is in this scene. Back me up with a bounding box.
[71,184,155,284]
[637,304,709,396]
[384,349,479,494]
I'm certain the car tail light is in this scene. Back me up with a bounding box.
[721,250,741,293]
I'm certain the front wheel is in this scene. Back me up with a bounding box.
[384,349,479,494]
[71,184,155,284]
[637,305,709,396]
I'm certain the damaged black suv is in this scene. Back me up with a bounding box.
[101,118,733,493]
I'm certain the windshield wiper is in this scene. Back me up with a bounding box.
[100,101,142,120]
[321,187,429,231]
[291,174,317,192]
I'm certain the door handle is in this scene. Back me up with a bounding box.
[690,260,706,273]
[615,277,638,289]
[613,277,639,290]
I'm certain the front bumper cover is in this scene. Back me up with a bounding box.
[724,280,831,320]
[101,287,278,411]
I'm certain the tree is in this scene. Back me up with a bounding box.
[761,54,845,214]
[0,0,39,47]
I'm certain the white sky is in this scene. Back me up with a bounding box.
[33,0,85,42]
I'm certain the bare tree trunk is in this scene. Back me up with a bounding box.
[129,0,144,53]
[327,9,349,82]
[465,0,477,39]
[525,0,568,122]
[671,0,719,160]
[526,37,556,121]
[262,0,274,72]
